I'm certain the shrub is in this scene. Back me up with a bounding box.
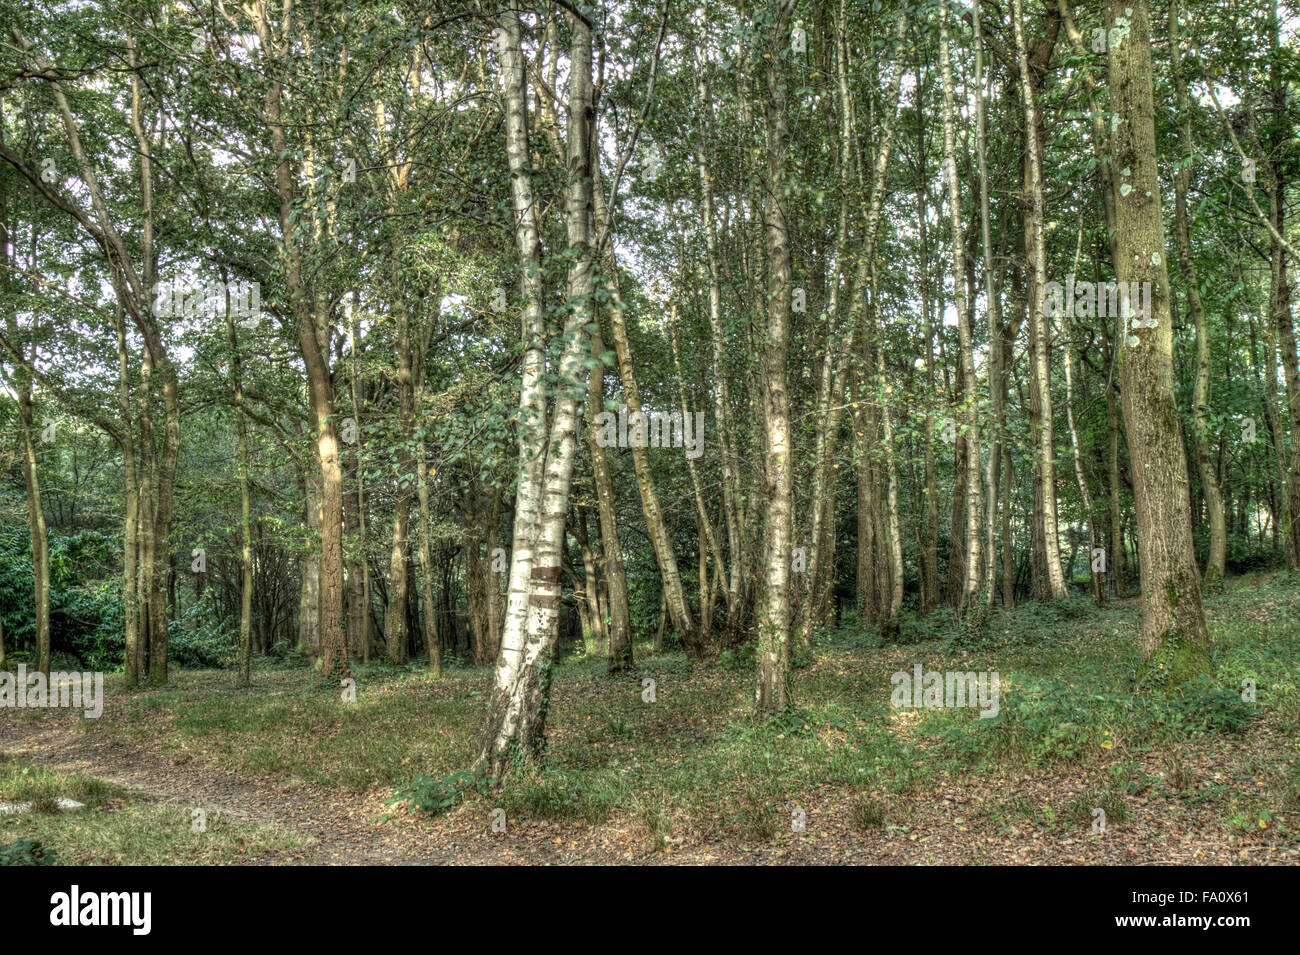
[388,764,491,816]
[1154,675,1256,734]
[720,641,755,671]
[168,597,239,669]
[0,838,55,866]
[1285,762,1300,812]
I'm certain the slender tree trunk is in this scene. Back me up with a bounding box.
[755,0,798,718]
[1169,0,1225,587]
[584,324,633,672]
[920,169,940,614]
[940,0,983,614]
[226,283,254,683]
[298,458,322,658]
[1015,0,1068,600]
[0,155,48,676]
[1064,329,1102,603]
[18,382,50,674]
[573,507,603,650]
[975,0,1004,609]
[592,170,697,652]
[115,308,141,685]
[385,293,415,666]
[253,6,347,679]
[1260,312,1293,565]
[345,300,370,663]
[696,71,743,617]
[1001,439,1016,608]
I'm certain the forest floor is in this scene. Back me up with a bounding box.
[3,572,1299,865]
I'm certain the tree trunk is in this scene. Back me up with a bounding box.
[225,281,254,683]
[18,381,50,674]
[584,324,633,672]
[1064,329,1102,603]
[940,0,984,614]
[115,307,142,686]
[298,458,322,658]
[385,294,415,666]
[975,0,1005,609]
[696,71,744,619]
[755,0,797,719]
[480,8,595,776]
[1015,0,1069,602]
[345,300,371,663]
[592,170,697,652]
[1105,0,1212,684]
[1169,0,1225,587]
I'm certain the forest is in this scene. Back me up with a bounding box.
[0,0,1297,868]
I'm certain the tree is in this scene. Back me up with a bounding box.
[1105,0,1212,685]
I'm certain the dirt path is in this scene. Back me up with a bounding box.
[3,710,1296,865]
[0,712,662,865]
[1,714,419,863]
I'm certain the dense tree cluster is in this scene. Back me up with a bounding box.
[1,0,1295,776]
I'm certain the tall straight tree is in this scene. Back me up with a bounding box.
[2,24,181,682]
[1105,0,1211,684]
[1168,0,1225,587]
[755,0,797,718]
[938,0,982,613]
[481,7,597,773]
[246,4,349,678]
[1013,0,1068,602]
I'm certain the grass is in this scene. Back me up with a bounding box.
[51,571,1300,849]
[0,754,306,865]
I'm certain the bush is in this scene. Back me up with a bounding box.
[1156,675,1256,734]
[720,641,756,671]
[1224,536,1283,575]
[388,764,491,816]
[0,838,55,866]
[0,532,35,651]
[984,671,1258,767]
[266,640,311,669]
[1285,762,1300,812]
[168,596,239,669]
[0,530,124,670]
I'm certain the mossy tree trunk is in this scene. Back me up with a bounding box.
[1105,0,1212,687]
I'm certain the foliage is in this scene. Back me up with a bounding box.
[167,597,240,670]
[388,764,491,817]
[0,530,123,669]
[0,838,55,866]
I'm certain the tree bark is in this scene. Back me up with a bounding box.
[225,279,254,683]
[583,329,633,671]
[1014,0,1068,601]
[1105,0,1212,683]
[940,0,984,614]
[755,0,797,718]
[481,8,595,775]
[1169,0,1225,587]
